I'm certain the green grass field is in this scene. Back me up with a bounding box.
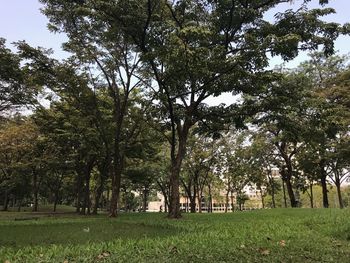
[1,209,350,262]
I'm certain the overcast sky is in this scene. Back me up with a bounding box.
[1,0,349,105]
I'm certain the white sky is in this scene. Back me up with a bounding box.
[1,0,349,106]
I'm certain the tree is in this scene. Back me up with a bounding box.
[0,117,39,211]
[40,0,146,217]
[16,0,349,218]
[106,0,345,217]
[0,39,40,114]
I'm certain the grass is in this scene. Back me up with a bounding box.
[1,209,350,262]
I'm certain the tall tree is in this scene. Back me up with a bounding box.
[108,0,345,217]
[39,0,349,218]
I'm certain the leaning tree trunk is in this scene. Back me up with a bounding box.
[282,179,288,208]
[285,175,297,207]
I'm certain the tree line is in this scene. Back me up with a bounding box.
[0,0,349,217]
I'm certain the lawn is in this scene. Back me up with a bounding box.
[1,209,350,262]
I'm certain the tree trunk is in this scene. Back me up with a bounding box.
[53,192,58,212]
[168,119,191,219]
[2,190,9,211]
[208,184,212,213]
[32,171,39,212]
[335,180,344,209]
[76,174,84,213]
[225,189,229,213]
[109,160,123,217]
[92,177,105,215]
[142,187,148,212]
[17,199,22,212]
[260,188,265,209]
[197,195,202,213]
[230,192,234,212]
[319,160,329,208]
[309,183,314,208]
[168,163,182,218]
[189,197,196,213]
[83,173,91,215]
[282,180,288,208]
[270,177,276,208]
[285,175,297,207]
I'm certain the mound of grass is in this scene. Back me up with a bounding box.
[1,209,350,262]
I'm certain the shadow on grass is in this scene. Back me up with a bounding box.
[0,219,180,248]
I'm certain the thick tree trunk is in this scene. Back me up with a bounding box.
[285,175,297,207]
[335,180,344,209]
[168,163,182,218]
[109,164,123,217]
[168,123,190,219]
[189,197,196,213]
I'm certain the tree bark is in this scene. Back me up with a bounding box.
[319,160,329,208]
[225,188,230,213]
[285,175,297,207]
[168,121,191,219]
[282,179,288,208]
[335,179,344,209]
[53,191,58,212]
[270,177,276,208]
[17,199,22,212]
[92,176,105,215]
[208,184,212,213]
[109,163,123,217]
[32,171,39,212]
[230,192,235,212]
[309,183,314,208]
[75,173,84,213]
[142,187,149,212]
